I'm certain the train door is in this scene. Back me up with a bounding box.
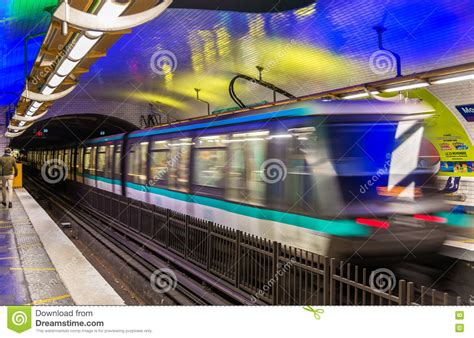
[113,142,122,195]
[96,144,112,192]
[76,146,84,184]
[125,141,149,202]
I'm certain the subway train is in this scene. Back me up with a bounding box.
[26,100,450,259]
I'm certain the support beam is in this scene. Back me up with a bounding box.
[53,0,173,32]
[21,85,77,102]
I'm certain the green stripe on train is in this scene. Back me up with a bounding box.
[125,182,369,237]
[83,174,369,236]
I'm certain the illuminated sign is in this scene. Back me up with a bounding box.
[456,104,474,122]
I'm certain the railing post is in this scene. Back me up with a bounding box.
[420,286,426,305]
[166,209,170,248]
[407,282,414,305]
[206,221,213,272]
[185,215,190,260]
[398,280,406,305]
[235,230,242,288]
[431,289,436,305]
[323,256,330,305]
[443,292,449,305]
[329,258,336,305]
[272,241,281,305]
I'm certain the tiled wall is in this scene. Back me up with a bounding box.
[51,98,151,127]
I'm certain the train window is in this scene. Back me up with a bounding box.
[104,145,114,179]
[84,147,96,176]
[114,144,122,179]
[270,127,318,215]
[96,146,106,176]
[127,142,148,185]
[193,135,227,189]
[168,138,192,192]
[226,131,269,206]
[149,140,169,186]
[91,147,97,176]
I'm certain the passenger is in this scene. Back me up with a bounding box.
[0,148,18,208]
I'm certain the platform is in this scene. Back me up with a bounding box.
[0,188,124,306]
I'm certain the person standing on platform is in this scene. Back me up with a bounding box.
[0,148,18,208]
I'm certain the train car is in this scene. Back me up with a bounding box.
[29,100,450,259]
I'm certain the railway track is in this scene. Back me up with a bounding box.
[24,175,254,305]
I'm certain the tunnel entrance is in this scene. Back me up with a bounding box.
[9,114,138,150]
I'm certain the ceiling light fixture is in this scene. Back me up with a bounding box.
[383,82,430,92]
[431,73,474,84]
[342,91,380,100]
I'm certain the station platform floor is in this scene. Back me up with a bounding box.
[0,188,124,306]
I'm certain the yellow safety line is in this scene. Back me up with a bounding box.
[10,267,56,271]
[461,239,474,243]
[0,256,16,261]
[28,294,72,305]
[0,226,13,229]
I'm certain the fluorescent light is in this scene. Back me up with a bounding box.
[383,82,430,92]
[343,93,369,99]
[48,74,66,87]
[69,35,100,60]
[56,59,80,76]
[342,91,380,100]
[431,73,474,84]
[67,2,129,61]
[41,86,55,95]
[32,101,42,109]
[18,121,26,127]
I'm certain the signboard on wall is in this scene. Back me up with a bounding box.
[455,104,474,122]
[403,89,474,177]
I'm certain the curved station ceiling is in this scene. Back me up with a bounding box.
[1,0,474,143]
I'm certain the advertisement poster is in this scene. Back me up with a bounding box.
[408,90,474,177]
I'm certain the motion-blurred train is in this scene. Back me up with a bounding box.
[27,100,451,259]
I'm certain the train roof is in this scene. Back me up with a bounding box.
[82,100,434,145]
[127,100,434,139]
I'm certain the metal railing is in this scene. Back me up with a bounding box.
[70,182,463,305]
